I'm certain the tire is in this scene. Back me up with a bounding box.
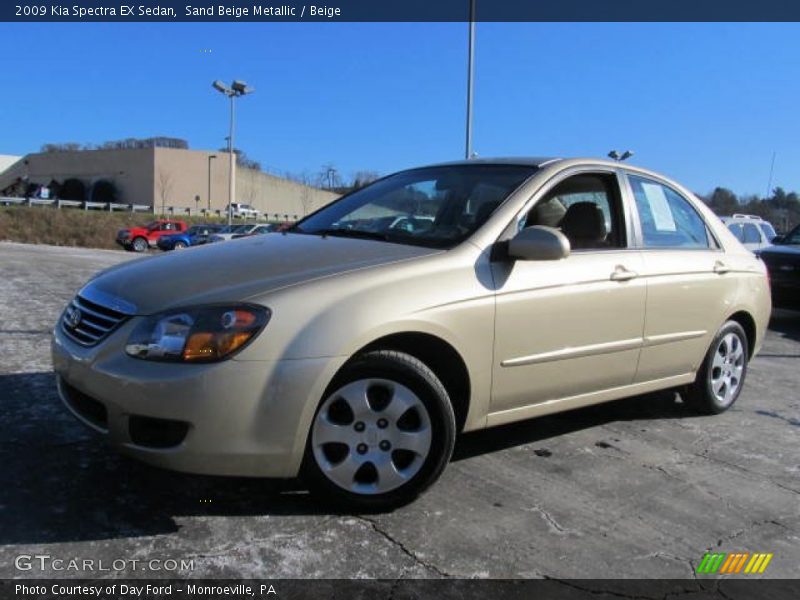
[303,350,456,511]
[686,321,749,415]
[173,241,187,249]
[131,237,148,253]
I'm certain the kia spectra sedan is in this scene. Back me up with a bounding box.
[53,157,770,509]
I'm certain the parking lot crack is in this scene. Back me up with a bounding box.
[524,504,574,536]
[355,516,452,578]
[545,577,703,600]
[715,517,787,547]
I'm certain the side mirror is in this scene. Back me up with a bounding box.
[508,225,570,261]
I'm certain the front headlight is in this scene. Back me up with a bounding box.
[125,304,270,363]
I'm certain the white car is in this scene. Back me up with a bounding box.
[226,203,260,219]
[209,223,268,243]
[721,214,777,251]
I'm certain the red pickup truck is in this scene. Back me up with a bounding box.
[116,219,188,252]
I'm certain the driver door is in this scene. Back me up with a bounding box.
[490,170,646,417]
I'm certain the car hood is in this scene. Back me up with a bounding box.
[84,233,441,315]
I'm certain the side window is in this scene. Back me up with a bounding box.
[521,173,627,250]
[742,223,761,244]
[727,223,745,242]
[628,175,710,249]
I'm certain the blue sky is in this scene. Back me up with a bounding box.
[1,22,798,195]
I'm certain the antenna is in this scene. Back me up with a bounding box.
[766,151,776,199]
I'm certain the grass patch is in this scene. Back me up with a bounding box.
[0,207,231,250]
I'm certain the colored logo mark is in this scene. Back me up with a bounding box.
[696,552,773,574]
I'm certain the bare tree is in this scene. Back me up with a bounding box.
[157,168,174,215]
[351,170,380,190]
[240,167,260,212]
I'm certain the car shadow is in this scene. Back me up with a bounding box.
[0,371,702,546]
[453,388,693,462]
[765,308,800,347]
[0,371,329,546]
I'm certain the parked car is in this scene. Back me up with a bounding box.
[210,223,272,242]
[54,157,770,510]
[756,223,800,309]
[721,214,778,251]
[116,219,187,252]
[226,203,260,220]
[157,224,224,251]
[208,224,253,243]
[231,224,278,239]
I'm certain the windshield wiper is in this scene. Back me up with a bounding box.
[307,228,390,242]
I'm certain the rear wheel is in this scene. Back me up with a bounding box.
[131,237,148,253]
[173,241,187,249]
[686,321,749,414]
[303,350,455,511]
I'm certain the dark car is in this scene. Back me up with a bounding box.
[757,224,800,309]
[157,224,223,251]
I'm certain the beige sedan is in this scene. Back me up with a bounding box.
[52,157,770,509]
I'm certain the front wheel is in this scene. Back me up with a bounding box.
[173,241,187,249]
[131,237,148,253]
[303,350,456,511]
[686,321,749,414]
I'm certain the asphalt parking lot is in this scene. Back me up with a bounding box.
[0,241,798,580]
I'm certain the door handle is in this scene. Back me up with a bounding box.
[713,261,730,275]
[610,265,638,282]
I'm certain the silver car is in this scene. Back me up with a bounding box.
[52,157,771,509]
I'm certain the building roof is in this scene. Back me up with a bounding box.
[0,155,22,175]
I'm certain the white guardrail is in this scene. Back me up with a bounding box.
[0,196,153,212]
[0,197,300,220]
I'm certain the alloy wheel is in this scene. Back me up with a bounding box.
[311,378,432,495]
[710,332,745,407]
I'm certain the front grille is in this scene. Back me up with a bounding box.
[61,294,128,346]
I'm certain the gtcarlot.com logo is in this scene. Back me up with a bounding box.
[15,554,195,572]
[696,552,773,575]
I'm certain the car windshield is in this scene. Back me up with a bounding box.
[292,164,537,248]
[185,226,203,235]
[784,225,800,244]
[143,221,159,230]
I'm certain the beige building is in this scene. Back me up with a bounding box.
[0,146,338,219]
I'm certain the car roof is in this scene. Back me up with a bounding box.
[429,157,561,168]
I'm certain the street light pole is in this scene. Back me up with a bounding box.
[212,79,255,226]
[207,154,216,213]
[465,0,476,160]
[227,95,235,226]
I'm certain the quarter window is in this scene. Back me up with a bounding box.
[628,175,710,249]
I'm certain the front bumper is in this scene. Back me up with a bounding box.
[52,322,341,478]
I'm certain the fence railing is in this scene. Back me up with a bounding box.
[0,197,303,221]
[0,197,152,212]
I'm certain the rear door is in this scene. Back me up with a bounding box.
[624,173,733,382]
